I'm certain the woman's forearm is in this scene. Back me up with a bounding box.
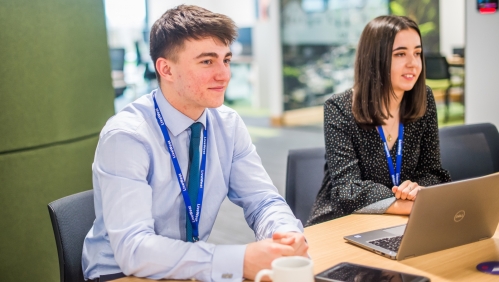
[385,199,413,215]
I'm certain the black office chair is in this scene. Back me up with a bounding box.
[109,48,127,97]
[285,147,326,225]
[439,123,499,181]
[425,54,452,122]
[134,41,157,82]
[48,190,95,282]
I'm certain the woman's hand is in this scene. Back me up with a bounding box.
[392,180,423,201]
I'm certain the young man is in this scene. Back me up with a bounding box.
[82,5,307,282]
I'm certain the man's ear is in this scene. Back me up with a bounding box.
[156,57,174,82]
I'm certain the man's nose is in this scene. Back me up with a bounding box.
[214,62,231,81]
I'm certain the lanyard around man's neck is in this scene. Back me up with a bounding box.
[152,92,208,242]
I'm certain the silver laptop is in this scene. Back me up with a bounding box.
[344,172,499,260]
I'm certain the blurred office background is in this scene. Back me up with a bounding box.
[1,0,498,281]
[108,0,467,126]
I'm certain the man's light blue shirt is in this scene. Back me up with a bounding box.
[82,89,303,281]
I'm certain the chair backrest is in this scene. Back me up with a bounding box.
[439,123,499,181]
[425,54,450,80]
[48,190,95,282]
[452,47,465,58]
[109,48,125,71]
[285,147,326,225]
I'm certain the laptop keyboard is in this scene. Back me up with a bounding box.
[368,236,403,253]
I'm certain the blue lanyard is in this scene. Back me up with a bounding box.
[377,123,404,187]
[152,93,207,242]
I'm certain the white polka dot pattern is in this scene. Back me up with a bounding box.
[307,86,451,226]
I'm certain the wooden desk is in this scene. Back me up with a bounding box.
[447,56,465,67]
[306,214,499,281]
[114,214,499,281]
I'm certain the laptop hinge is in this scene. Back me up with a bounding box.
[403,254,416,259]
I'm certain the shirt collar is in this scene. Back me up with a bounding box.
[154,88,207,136]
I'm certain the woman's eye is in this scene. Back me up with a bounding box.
[394,53,404,57]
[224,59,231,64]
[415,52,421,57]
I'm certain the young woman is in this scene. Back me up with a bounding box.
[307,15,451,226]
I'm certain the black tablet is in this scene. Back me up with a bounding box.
[315,262,430,282]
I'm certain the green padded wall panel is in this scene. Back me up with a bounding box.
[0,135,98,282]
[0,0,114,153]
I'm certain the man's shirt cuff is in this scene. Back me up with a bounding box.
[274,224,303,235]
[211,245,246,282]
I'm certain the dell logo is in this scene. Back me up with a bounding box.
[454,210,465,222]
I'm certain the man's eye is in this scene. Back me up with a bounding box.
[202,60,212,65]
[224,59,231,64]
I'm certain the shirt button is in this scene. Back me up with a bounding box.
[221,273,233,279]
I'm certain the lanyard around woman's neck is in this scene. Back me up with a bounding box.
[377,123,404,187]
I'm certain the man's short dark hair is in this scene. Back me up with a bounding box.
[149,5,237,76]
[352,15,427,128]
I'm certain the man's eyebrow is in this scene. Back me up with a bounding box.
[393,45,422,51]
[195,52,218,59]
[194,52,233,59]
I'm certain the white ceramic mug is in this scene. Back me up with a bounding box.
[254,256,314,282]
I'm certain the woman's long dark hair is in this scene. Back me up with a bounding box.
[352,15,427,128]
